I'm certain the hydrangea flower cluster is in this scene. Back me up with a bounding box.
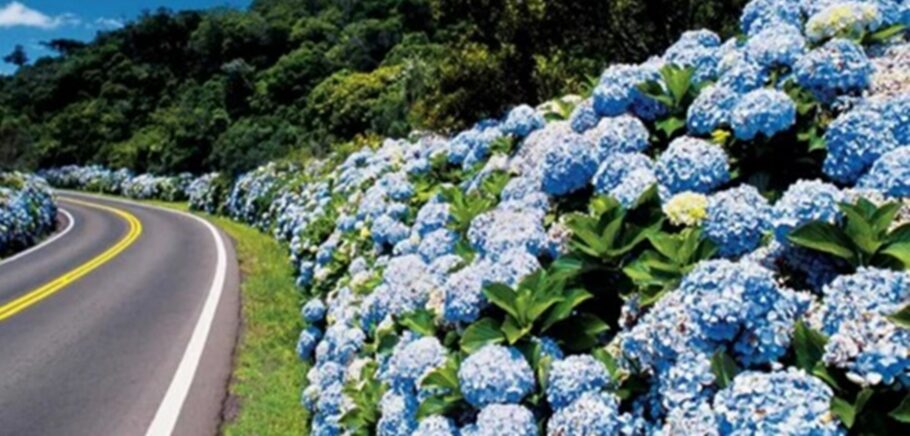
[656,137,730,197]
[0,172,57,257]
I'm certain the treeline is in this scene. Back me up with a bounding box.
[0,0,744,175]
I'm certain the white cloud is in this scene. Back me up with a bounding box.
[0,2,80,29]
[94,17,124,30]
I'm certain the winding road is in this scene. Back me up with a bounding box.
[0,192,240,436]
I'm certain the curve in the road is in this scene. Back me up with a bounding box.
[0,192,239,436]
[0,208,76,268]
[0,198,142,322]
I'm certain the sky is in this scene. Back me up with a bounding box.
[0,0,250,74]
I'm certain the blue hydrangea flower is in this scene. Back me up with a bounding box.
[302,298,327,323]
[377,391,418,436]
[547,354,611,409]
[467,208,547,260]
[687,85,739,135]
[418,229,459,263]
[470,404,537,436]
[539,132,598,196]
[586,114,650,158]
[656,137,730,196]
[656,352,716,414]
[442,261,490,323]
[743,25,806,68]
[485,249,541,287]
[385,336,447,391]
[740,0,803,35]
[414,202,451,237]
[296,326,323,360]
[458,345,534,407]
[592,152,657,208]
[413,415,458,436]
[570,98,599,133]
[593,64,664,119]
[546,392,621,435]
[372,214,410,247]
[717,58,768,94]
[705,185,772,257]
[315,324,366,364]
[823,109,899,184]
[502,104,545,137]
[795,38,873,101]
[811,267,910,386]
[713,369,843,435]
[772,180,845,242]
[874,94,910,146]
[663,29,722,82]
[732,88,796,140]
[859,147,910,197]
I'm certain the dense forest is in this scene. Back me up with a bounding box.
[0,0,744,176]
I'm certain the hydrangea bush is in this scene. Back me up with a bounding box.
[40,1,910,433]
[0,172,57,258]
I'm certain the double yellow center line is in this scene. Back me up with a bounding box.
[0,198,143,322]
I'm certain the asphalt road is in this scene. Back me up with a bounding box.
[0,192,240,436]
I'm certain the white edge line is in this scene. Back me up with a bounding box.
[0,208,76,267]
[61,191,229,436]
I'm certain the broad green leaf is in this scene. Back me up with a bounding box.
[888,303,910,328]
[839,204,880,255]
[830,396,857,428]
[592,348,619,378]
[710,349,739,389]
[399,309,436,337]
[890,392,910,423]
[501,316,532,344]
[793,321,828,371]
[416,393,463,420]
[483,283,519,319]
[421,355,460,391]
[656,117,686,138]
[527,293,564,323]
[881,242,910,269]
[870,202,900,235]
[460,318,505,353]
[788,221,856,261]
[540,288,593,332]
[646,231,681,259]
[888,224,910,244]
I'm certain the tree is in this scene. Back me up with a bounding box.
[3,45,28,67]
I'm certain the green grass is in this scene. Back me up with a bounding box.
[136,199,310,435]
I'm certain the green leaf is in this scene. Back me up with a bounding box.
[647,231,681,259]
[416,393,463,420]
[890,393,910,423]
[870,202,901,235]
[710,349,739,389]
[591,348,619,378]
[888,224,910,244]
[553,313,609,351]
[501,316,532,344]
[655,116,686,138]
[399,309,436,337]
[460,318,505,353]
[865,24,907,44]
[788,221,856,261]
[888,303,910,328]
[793,320,828,371]
[483,283,519,320]
[830,389,873,428]
[839,203,880,255]
[421,356,461,391]
[881,242,910,269]
[540,287,593,332]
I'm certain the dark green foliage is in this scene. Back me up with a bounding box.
[787,198,910,271]
[0,0,743,175]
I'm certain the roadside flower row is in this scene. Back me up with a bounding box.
[0,172,57,258]
[39,0,910,433]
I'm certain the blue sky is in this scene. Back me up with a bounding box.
[0,0,250,74]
